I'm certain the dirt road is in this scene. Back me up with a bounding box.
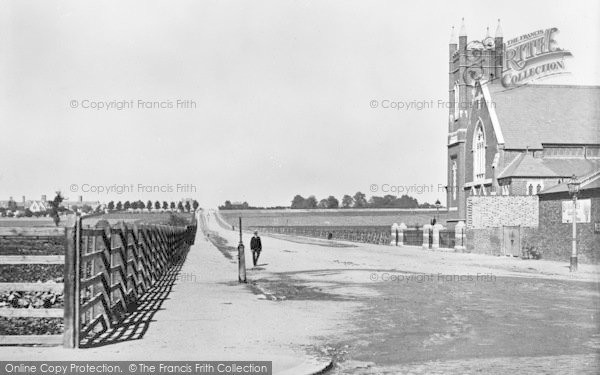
[208,210,600,374]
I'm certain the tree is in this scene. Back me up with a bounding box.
[326,196,339,209]
[131,201,138,210]
[185,201,191,212]
[48,192,64,227]
[170,202,176,210]
[304,195,318,209]
[155,201,161,210]
[107,201,115,211]
[162,201,169,210]
[123,201,130,210]
[222,200,232,210]
[24,208,33,217]
[341,195,354,208]
[291,195,305,209]
[192,200,199,211]
[317,199,329,209]
[147,200,153,211]
[138,200,145,210]
[7,197,17,212]
[353,192,367,208]
[81,204,93,213]
[177,202,184,211]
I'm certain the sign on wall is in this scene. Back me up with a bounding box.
[561,199,591,223]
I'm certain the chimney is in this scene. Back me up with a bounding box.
[79,195,83,203]
[41,195,47,202]
[22,196,26,204]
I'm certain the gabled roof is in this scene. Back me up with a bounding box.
[489,84,600,149]
[539,168,600,194]
[497,153,600,179]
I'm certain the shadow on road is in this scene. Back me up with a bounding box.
[79,249,190,348]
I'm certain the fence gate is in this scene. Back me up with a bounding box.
[403,229,423,247]
[502,226,521,257]
[439,230,456,249]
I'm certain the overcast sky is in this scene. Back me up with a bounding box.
[1,0,599,208]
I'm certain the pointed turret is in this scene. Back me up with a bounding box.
[449,26,457,45]
[495,19,503,38]
[459,18,467,37]
[458,18,467,50]
[494,19,504,83]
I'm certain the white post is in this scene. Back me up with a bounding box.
[398,223,407,246]
[390,223,398,246]
[422,224,432,249]
[432,223,443,249]
[454,221,465,252]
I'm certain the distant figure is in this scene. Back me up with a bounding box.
[250,230,262,266]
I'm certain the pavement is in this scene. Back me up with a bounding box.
[0,211,341,375]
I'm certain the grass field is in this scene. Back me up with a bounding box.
[83,212,195,226]
[219,208,451,228]
[0,212,195,228]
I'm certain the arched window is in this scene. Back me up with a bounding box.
[528,184,533,195]
[536,184,542,194]
[454,83,460,119]
[451,161,457,200]
[473,123,485,180]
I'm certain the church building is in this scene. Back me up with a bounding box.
[446,20,600,222]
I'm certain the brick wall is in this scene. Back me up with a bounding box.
[465,226,538,256]
[466,227,502,256]
[530,195,600,263]
[466,196,539,229]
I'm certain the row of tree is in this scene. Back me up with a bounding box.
[107,200,199,212]
[291,192,438,209]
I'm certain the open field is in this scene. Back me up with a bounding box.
[219,208,451,228]
[82,211,195,226]
[0,218,63,227]
[0,212,195,228]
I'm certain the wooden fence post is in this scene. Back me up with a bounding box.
[63,217,81,348]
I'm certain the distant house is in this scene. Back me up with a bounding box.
[28,200,50,213]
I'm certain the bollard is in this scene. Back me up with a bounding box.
[390,223,398,246]
[238,217,246,283]
[398,223,407,246]
[454,221,465,252]
[432,223,443,250]
[422,224,432,249]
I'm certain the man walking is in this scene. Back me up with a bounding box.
[250,230,262,266]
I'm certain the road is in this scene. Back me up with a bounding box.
[207,210,600,374]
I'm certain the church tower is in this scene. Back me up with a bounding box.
[446,19,504,221]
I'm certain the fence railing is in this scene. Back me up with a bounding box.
[65,218,196,348]
[0,217,196,348]
[0,226,66,345]
[251,226,390,245]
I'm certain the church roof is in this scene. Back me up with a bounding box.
[490,84,600,149]
[497,153,600,179]
[539,169,600,194]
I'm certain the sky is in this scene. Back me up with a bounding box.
[1,0,599,208]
